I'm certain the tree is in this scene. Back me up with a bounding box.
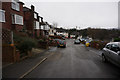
[53,22,58,28]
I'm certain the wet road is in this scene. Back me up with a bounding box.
[25,39,120,78]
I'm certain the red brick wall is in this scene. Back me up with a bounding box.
[2,2,12,30]
[24,11,34,30]
[2,2,24,31]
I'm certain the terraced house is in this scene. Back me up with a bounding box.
[1,0,24,66]
[23,5,50,39]
[23,5,39,38]
[1,0,24,31]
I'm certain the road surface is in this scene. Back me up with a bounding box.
[24,39,120,78]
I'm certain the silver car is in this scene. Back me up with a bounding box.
[102,42,120,67]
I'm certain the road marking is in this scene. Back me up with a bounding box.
[19,57,47,79]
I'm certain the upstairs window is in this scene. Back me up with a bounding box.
[11,1,20,11]
[44,25,50,30]
[0,9,5,22]
[34,13,37,19]
[39,17,41,22]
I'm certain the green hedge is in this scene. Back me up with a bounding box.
[114,38,120,42]
[14,33,37,55]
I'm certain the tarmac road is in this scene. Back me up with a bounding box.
[24,39,120,78]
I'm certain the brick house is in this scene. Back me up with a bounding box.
[39,16,45,38]
[1,0,24,31]
[1,0,24,66]
[49,25,56,36]
[23,5,41,38]
[41,21,50,38]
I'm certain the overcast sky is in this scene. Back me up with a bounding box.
[21,0,119,29]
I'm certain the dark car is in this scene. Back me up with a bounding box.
[57,40,66,48]
[74,39,80,44]
[102,42,120,67]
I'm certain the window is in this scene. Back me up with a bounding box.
[105,44,111,49]
[15,14,23,25]
[36,21,39,29]
[44,25,50,30]
[12,2,16,10]
[34,13,37,19]
[34,21,36,29]
[12,14,15,24]
[39,17,41,22]
[12,14,23,25]
[111,44,120,52]
[11,1,20,11]
[16,3,20,11]
[41,25,44,29]
[0,9,5,22]
[34,21,39,29]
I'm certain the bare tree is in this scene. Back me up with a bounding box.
[52,22,58,28]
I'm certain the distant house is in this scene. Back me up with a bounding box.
[40,21,50,38]
[23,5,40,38]
[49,25,56,36]
[1,0,24,31]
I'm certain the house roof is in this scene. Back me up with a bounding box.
[23,7,32,11]
[23,6,38,14]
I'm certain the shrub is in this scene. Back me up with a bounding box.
[90,40,108,50]
[16,37,37,54]
[114,38,120,42]
[13,33,22,44]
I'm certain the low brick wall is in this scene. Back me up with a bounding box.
[38,41,49,49]
[2,44,20,66]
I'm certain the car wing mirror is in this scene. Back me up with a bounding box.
[117,51,120,55]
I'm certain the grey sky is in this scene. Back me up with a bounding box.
[21,0,119,29]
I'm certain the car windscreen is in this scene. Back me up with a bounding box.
[59,40,65,43]
[75,40,79,42]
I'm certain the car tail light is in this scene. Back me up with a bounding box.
[64,42,66,44]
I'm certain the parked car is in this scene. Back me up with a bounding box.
[57,40,66,48]
[54,39,61,42]
[74,39,80,44]
[102,42,120,67]
[85,39,91,47]
[80,38,85,42]
[85,42,90,47]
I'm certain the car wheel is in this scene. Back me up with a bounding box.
[102,54,107,62]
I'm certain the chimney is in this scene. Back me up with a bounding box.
[41,17,43,22]
[31,5,34,11]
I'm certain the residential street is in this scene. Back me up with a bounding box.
[23,39,120,78]
[1,1,120,79]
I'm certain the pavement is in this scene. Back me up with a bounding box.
[2,47,54,78]
[2,39,120,78]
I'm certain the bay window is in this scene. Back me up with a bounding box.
[11,0,20,11]
[34,13,37,19]
[41,25,44,30]
[0,9,5,22]
[34,21,39,29]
